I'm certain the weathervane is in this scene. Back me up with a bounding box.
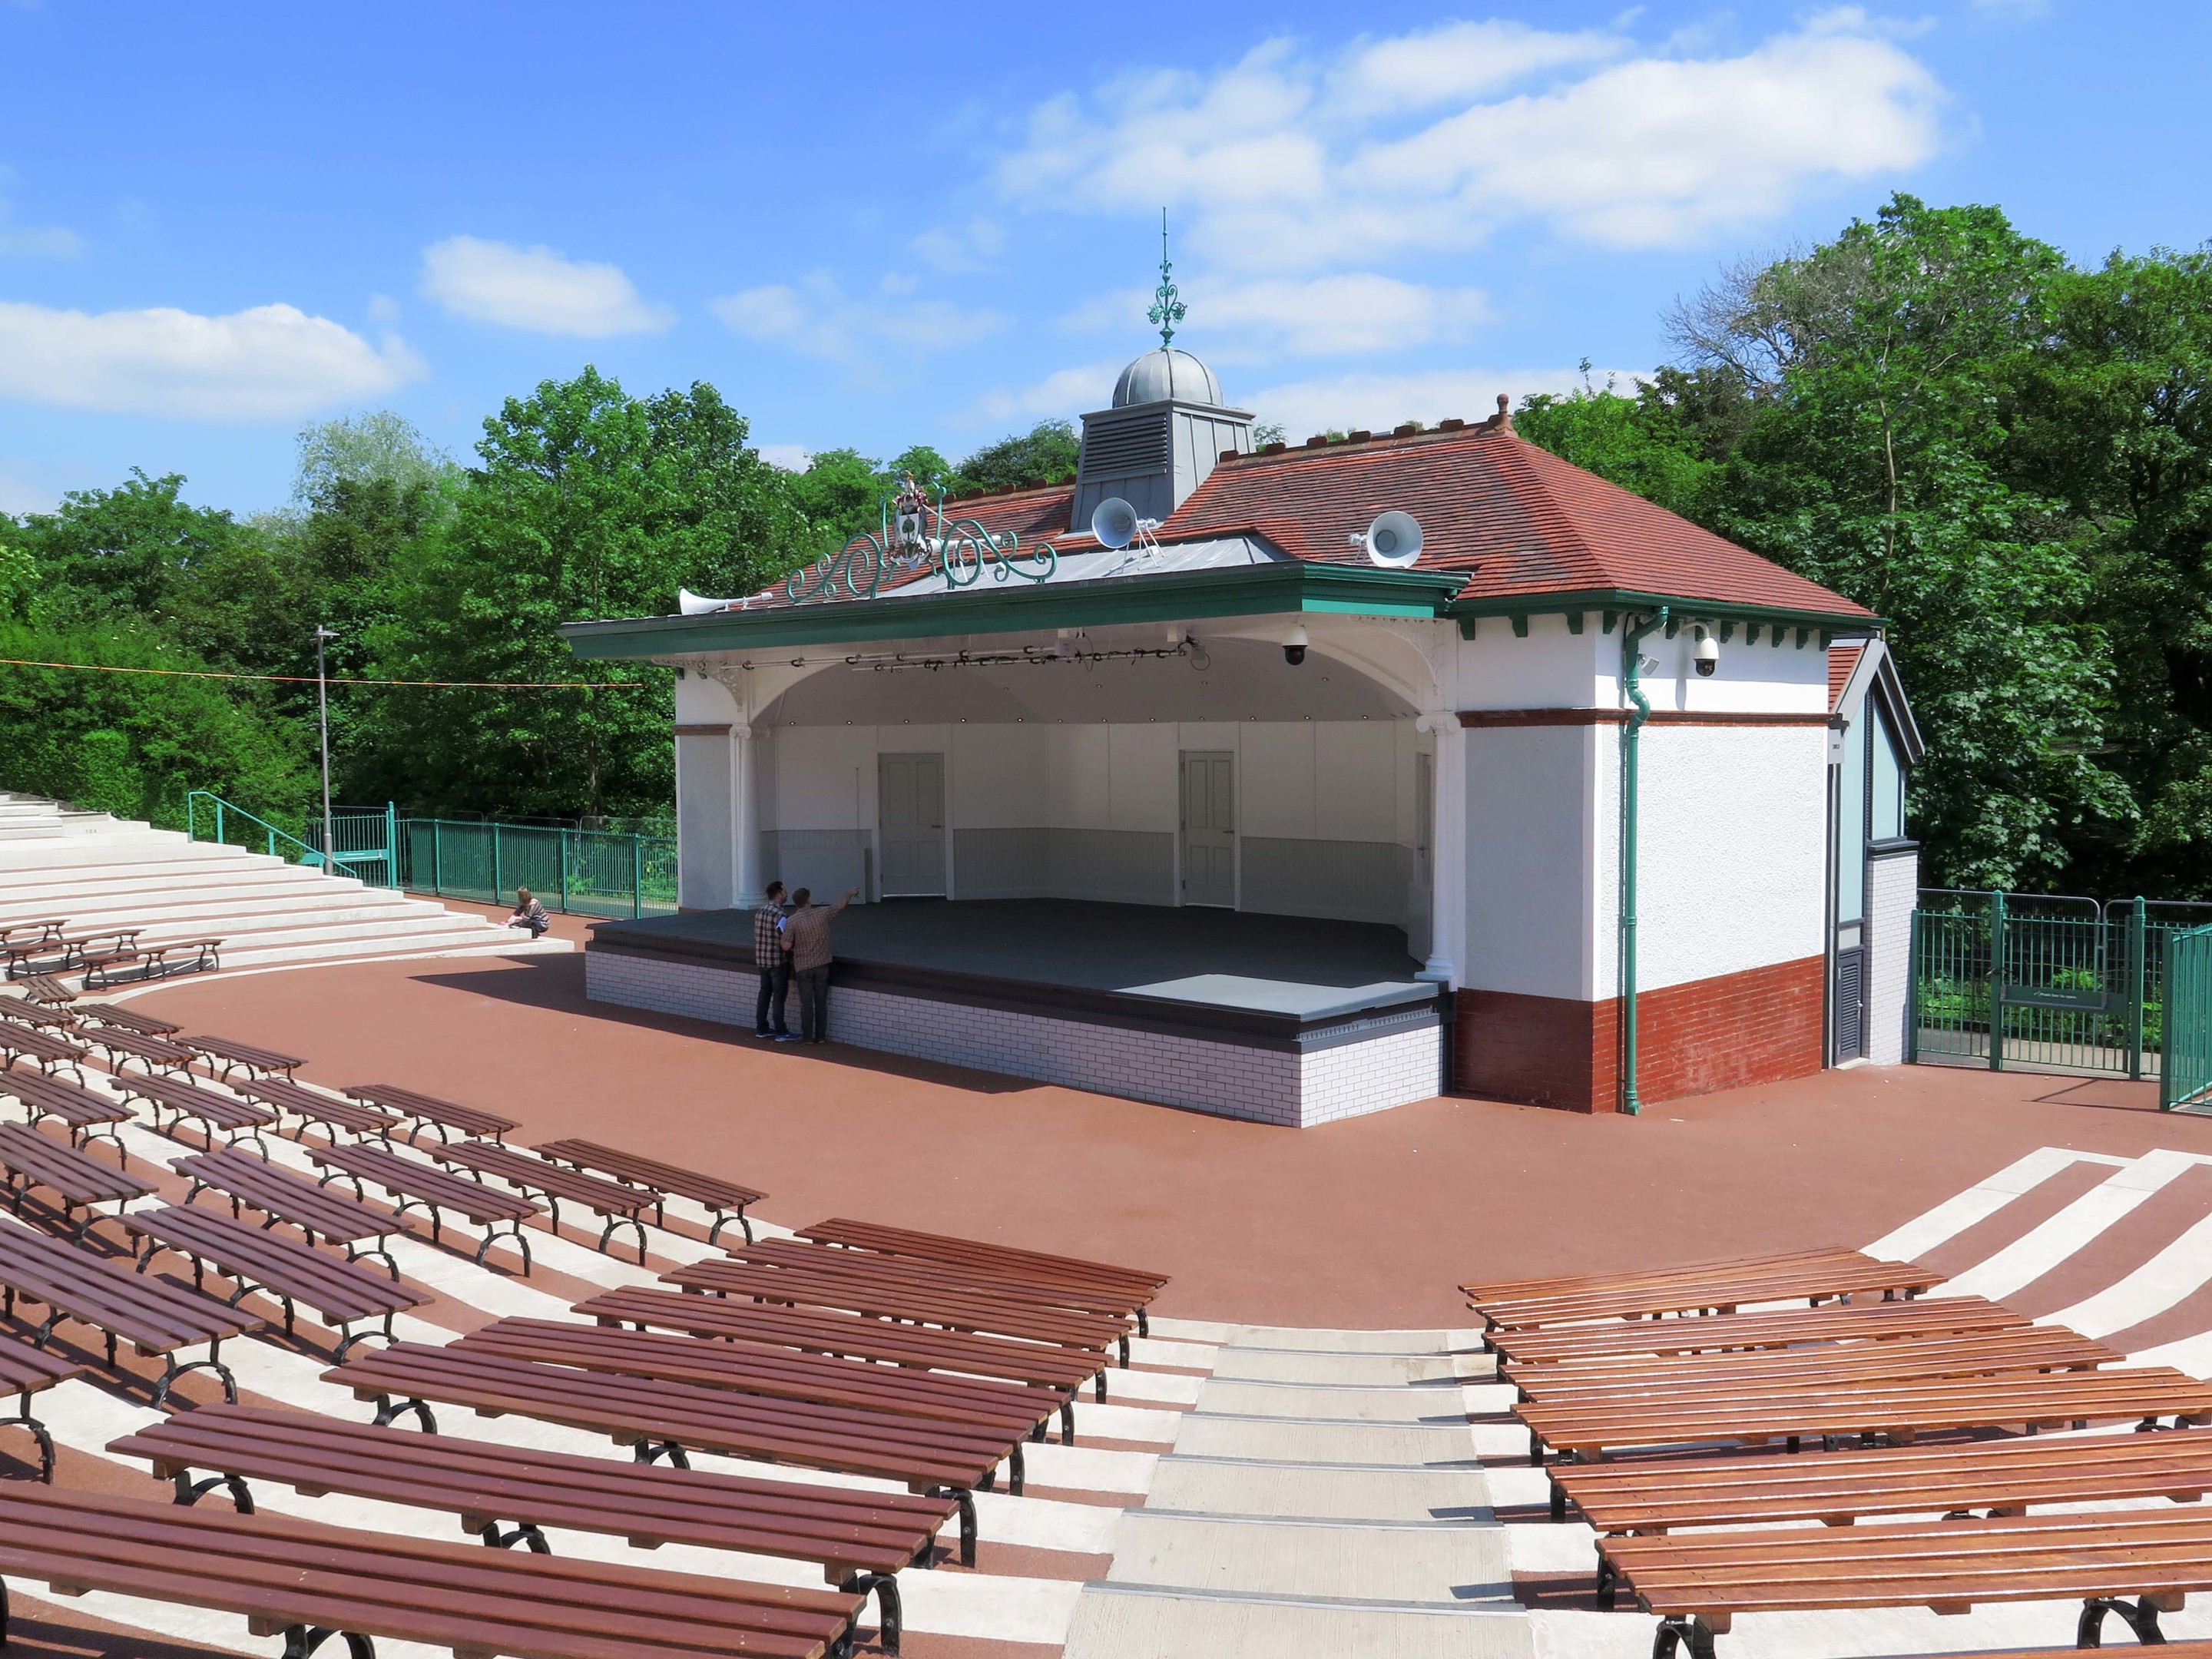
[1146,207,1185,347]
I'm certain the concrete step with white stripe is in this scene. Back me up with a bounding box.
[0,858,319,899]
[0,890,439,935]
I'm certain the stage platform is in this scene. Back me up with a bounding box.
[585,899,1445,1128]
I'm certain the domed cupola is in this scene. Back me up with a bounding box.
[1071,217,1254,531]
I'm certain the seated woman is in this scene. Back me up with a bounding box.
[505,887,551,938]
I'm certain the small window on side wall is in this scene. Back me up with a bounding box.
[1871,704,1906,842]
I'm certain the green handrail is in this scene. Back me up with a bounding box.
[185,790,330,869]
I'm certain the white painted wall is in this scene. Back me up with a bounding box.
[949,723,1045,828]
[1461,724,1600,1000]
[1454,614,1833,717]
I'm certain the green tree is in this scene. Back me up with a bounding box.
[949,420,1079,496]
[1515,363,1727,524]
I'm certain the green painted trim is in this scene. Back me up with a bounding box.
[1450,588,1877,631]
[1746,622,1762,645]
[560,562,1464,659]
[1718,621,1737,644]
[1565,611,1584,635]
[1602,611,1618,634]
[1663,616,1681,640]
[1510,614,1529,637]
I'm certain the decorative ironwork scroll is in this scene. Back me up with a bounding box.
[783,478,1057,605]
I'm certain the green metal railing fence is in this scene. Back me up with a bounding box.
[186,791,333,869]
[1911,891,2212,1098]
[2163,923,2212,1112]
[302,803,398,888]
[396,818,677,919]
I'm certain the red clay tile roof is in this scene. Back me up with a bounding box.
[1829,642,1866,711]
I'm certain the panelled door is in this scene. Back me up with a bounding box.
[878,753,945,896]
[1834,924,1866,1061]
[1180,751,1235,909]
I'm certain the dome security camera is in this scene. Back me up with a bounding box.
[1693,628,1720,677]
[1283,623,1309,667]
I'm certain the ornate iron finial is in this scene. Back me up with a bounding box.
[1146,208,1185,348]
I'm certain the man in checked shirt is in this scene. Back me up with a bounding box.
[751,880,795,1040]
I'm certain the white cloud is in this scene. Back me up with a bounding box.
[911,217,1007,273]
[963,361,1121,425]
[711,276,1003,363]
[419,235,673,336]
[366,292,402,323]
[996,16,1945,267]
[755,443,812,472]
[1243,364,1624,439]
[0,300,426,421]
[0,202,81,259]
[1203,276,1489,356]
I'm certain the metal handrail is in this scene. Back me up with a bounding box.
[184,790,330,869]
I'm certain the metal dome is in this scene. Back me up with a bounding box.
[1111,347,1224,409]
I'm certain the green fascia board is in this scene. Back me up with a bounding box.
[1450,588,1880,640]
[561,562,1465,660]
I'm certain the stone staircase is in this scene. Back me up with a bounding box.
[0,793,571,978]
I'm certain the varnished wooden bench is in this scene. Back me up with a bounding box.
[344,1081,517,1144]
[1517,1366,2212,1465]
[0,1070,134,1161]
[421,1141,653,1260]
[1606,1505,2212,1659]
[0,919,66,971]
[305,1141,538,1270]
[108,1402,950,1652]
[1465,1247,1940,1340]
[71,999,180,1035]
[0,1330,88,1481]
[1466,1245,1883,1304]
[121,1202,429,1358]
[535,1137,763,1243]
[459,1316,1079,1446]
[114,1069,278,1153]
[181,1034,305,1081]
[17,973,77,1005]
[2,925,131,979]
[0,1219,258,1405]
[329,1341,1010,1562]
[80,1023,198,1075]
[0,1482,866,1659]
[0,997,77,1031]
[84,934,221,988]
[799,1216,1169,1335]
[0,1022,89,1083]
[677,1240,1133,1363]
[1553,1422,2212,1533]
[174,1147,407,1275]
[1492,1293,2032,1368]
[578,1283,1114,1399]
[227,1075,400,1145]
[0,1121,154,1242]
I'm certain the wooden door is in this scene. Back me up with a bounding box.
[1180,751,1235,909]
[878,753,945,896]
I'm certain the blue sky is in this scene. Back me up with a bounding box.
[0,2,2204,516]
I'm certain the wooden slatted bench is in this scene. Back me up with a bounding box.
[84,934,221,988]
[0,1330,89,1481]
[17,973,78,1006]
[114,1069,277,1153]
[0,1070,134,1161]
[181,1035,306,1081]
[71,1000,180,1035]
[305,1141,538,1271]
[578,1284,1114,1399]
[1465,1245,1889,1305]
[0,1219,258,1405]
[535,1137,763,1244]
[1552,1423,2212,1535]
[1517,1366,2212,1465]
[1492,1293,2032,1368]
[344,1081,517,1144]
[459,1316,1078,1447]
[0,1121,154,1242]
[1604,1505,2212,1659]
[684,1241,1134,1363]
[329,1342,1010,1563]
[1466,1247,1940,1340]
[0,1482,866,1659]
[226,1075,399,1145]
[108,1402,950,1653]
[174,1147,407,1275]
[0,920,66,972]
[799,1216,1168,1336]
[421,1141,653,1260]
[0,1022,89,1083]
[120,1203,429,1358]
[0,998,77,1031]
[80,1023,198,1075]
[3,926,131,980]
[1510,1326,2127,1406]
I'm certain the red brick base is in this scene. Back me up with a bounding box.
[1452,955,1826,1113]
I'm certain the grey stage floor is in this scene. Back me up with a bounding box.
[601,898,1432,1018]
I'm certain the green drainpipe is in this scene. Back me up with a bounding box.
[1619,606,1671,1116]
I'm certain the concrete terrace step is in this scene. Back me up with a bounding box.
[0,891,423,935]
[0,846,276,885]
[0,874,360,916]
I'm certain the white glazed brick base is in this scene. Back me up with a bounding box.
[587,949,1441,1129]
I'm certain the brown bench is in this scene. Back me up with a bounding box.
[1517,1366,2212,1465]
[1465,1247,1940,1339]
[227,1075,400,1145]
[0,998,77,1031]
[678,1240,1134,1362]
[0,1219,259,1405]
[1607,1505,2212,1659]
[0,1330,89,1481]
[345,1081,517,1144]
[181,1034,305,1081]
[1553,1422,2212,1535]
[0,1121,154,1241]
[0,923,114,980]
[174,1147,408,1276]
[0,1022,89,1083]
[460,1315,1079,1447]
[535,1137,763,1244]
[423,1141,652,1259]
[1491,1293,2033,1367]
[330,1341,1008,1563]
[79,1023,198,1074]
[0,1070,135,1161]
[0,1482,866,1659]
[800,1216,1168,1336]
[83,934,222,989]
[579,1283,1114,1398]
[121,1202,429,1359]
[306,1141,538,1271]
[71,999,179,1034]
[17,972,78,1005]
[0,919,66,965]
[114,1069,278,1153]
[108,1402,948,1653]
